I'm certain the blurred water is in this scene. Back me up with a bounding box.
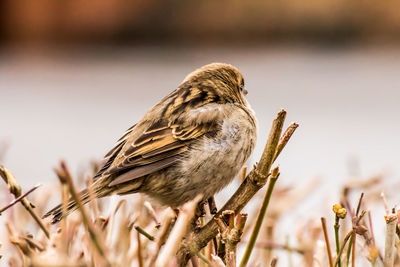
[1,46,399,187]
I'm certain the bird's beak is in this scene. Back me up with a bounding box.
[243,89,248,95]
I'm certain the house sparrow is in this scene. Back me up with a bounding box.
[44,63,257,223]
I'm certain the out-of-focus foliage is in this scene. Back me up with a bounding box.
[1,0,400,45]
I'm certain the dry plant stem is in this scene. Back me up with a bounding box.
[384,215,397,267]
[55,161,107,260]
[191,256,200,267]
[240,166,247,182]
[156,195,202,267]
[270,257,278,267]
[0,184,40,214]
[272,122,299,162]
[196,252,211,265]
[321,217,334,267]
[351,234,356,267]
[0,164,50,238]
[334,232,353,267]
[137,230,144,267]
[149,214,174,267]
[135,226,155,241]
[345,234,354,267]
[60,183,69,253]
[334,215,342,267]
[254,240,305,254]
[355,193,364,217]
[240,166,280,267]
[215,211,248,266]
[176,110,294,266]
[368,211,376,244]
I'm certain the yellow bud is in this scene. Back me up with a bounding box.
[333,204,347,219]
[332,204,342,213]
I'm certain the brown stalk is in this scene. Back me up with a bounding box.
[384,215,397,267]
[54,160,108,262]
[215,211,248,266]
[135,225,156,241]
[177,110,298,266]
[149,212,175,267]
[254,240,305,254]
[156,195,202,267]
[321,217,334,267]
[0,184,41,214]
[270,257,278,267]
[137,230,144,267]
[0,163,50,238]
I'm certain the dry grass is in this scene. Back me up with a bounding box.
[0,111,399,267]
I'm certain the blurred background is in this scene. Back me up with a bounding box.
[1,1,400,265]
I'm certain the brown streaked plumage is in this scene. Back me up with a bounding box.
[44,63,257,223]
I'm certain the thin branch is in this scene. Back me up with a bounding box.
[135,226,156,241]
[156,195,202,267]
[0,163,50,238]
[273,122,299,162]
[176,110,298,266]
[351,234,356,267]
[0,184,41,214]
[240,166,280,267]
[54,160,108,261]
[137,230,144,267]
[384,215,397,267]
[321,217,334,267]
[215,211,248,266]
[334,232,353,267]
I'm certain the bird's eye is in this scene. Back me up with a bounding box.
[240,80,248,95]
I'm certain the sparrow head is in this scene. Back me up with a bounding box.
[183,63,248,106]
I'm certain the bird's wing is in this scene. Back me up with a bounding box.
[100,104,224,187]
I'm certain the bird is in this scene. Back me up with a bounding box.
[44,63,257,224]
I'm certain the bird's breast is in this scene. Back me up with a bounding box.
[179,106,257,192]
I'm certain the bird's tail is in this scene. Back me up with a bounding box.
[43,185,112,224]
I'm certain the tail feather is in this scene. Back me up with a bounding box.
[43,189,92,224]
[43,185,113,224]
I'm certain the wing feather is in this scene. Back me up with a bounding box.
[99,103,224,187]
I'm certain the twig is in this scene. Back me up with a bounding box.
[148,212,174,267]
[144,201,161,227]
[273,122,299,162]
[381,192,389,217]
[240,166,247,182]
[0,184,41,214]
[351,233,356,267]
[54,160,108,261]
[355,193,364,217]
[176,110,297,266]
[368,211,375,244]
[196,252,211,265]
[321,217,334,267]
[345,234,353,267]
[384,215,397,267]
[215,211,248,266]
[0,163,50,238]
[333,204,347,267]
[334,215,341,267]
[254,240,305,254]
[137,230,144,267]
[334,232,353,267]
[240,166,280,267]
[270,257,278,267]
[135,226,156,241]
[156,195,202,267]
